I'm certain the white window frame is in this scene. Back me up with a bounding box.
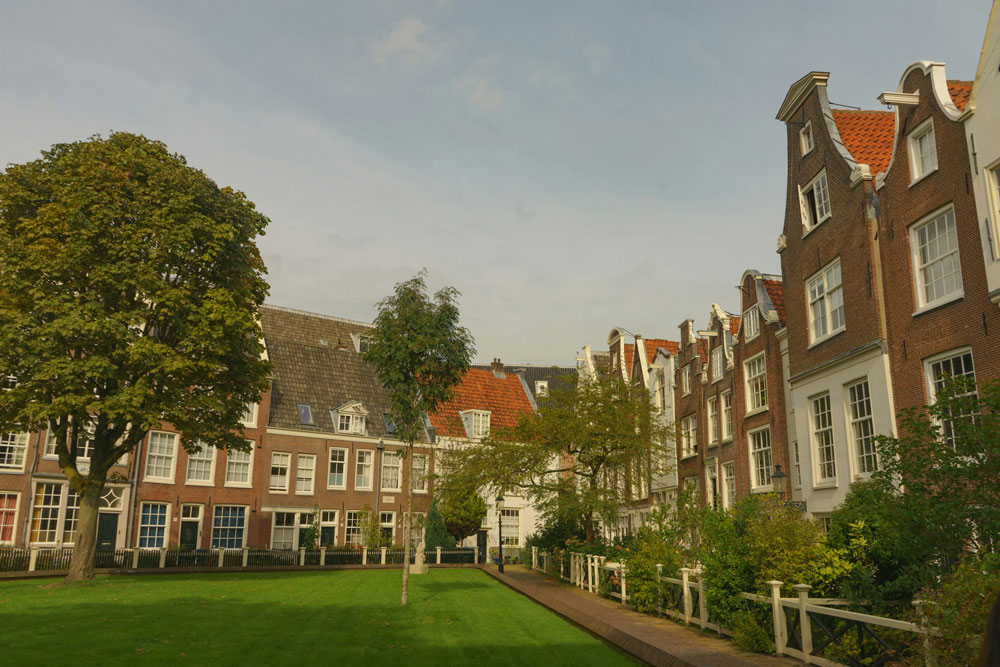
[846,379,878,477]
[327,447,348,490]
[224,444,254,488]
[806,258,845,345]
[241,403,258,429]
[988,161,1000,260]
[721,462,736,510]
[748,426,773,492]
[680,414,698,458]
[380,450,402,492]
[0,491,20,545]
[379,511,396,543]
[681,364,691,395]
[711,346,724,382]
[470,411,490,439]
[910,205,963,312]
[535,380,549,397]
[179,503,204,550]
[355,449,374,491]
[800,120,814,156]
[0,432,29,473]
[500,508,520,547]
[295,454,316,495]
[924,347,976,445]
[707,397,719,444]
[721,390,733,441]
[743,305,760,341]
[336,412,367,436]
[744,353,768,414]
[345,510,362,546]
[269,452,290,494]
[211,505,248,549]
[320,510,339,547]
[137,501,171,549]
[908,117,938,184]
[799,168,832,233]
[185,441,216,487]
[811,393,837,485]
[144,431,178,483]
[412,454,428,493]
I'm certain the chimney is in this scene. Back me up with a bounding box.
[490,358,504,373]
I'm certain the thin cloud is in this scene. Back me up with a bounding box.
[371,17,441,66]
[453,74,507,112]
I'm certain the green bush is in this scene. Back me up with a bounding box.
[424,500,456,549]
[623,530,682,613]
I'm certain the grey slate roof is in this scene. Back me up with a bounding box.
[260,305,424,441]
[471,363,577,399]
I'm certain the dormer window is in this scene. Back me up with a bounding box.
[383,413,397,435]
[908,118,937,183]
[800,169,831,233]
[334,402,368,435]
[799,121,814,156]
[535,380,549,397]
[461,410,490,439]
[297,403,314,425]
[351,333,375,354]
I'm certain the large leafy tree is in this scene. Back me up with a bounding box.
[0,133,271,580]
[437,477,487,543]
[363,271,474,605]
[444,374,672,543]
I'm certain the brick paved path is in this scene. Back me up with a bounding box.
[481,565,798,667]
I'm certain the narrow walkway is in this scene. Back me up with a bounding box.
[481,565,797,667]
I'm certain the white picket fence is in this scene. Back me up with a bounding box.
[531,547,934,667]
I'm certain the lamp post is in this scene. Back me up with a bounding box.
[495,495,505,574]
[772,464,807,512]
[375,439,384,545]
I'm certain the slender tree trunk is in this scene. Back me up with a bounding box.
[65,481,103,581]
[401,441,413,606]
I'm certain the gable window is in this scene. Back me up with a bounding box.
[743,306,760,341]
[711,346,724,381]
[807,258,844,343]
[297,403,314,426]
[328,448,347,489]
[681,365,691,395]
[847,380,878,476]
[185,441,215,485]
[211,506,247,549]
[744,354,767,413]
[0,433,28,472]
[721,391,733,440]
[800,169,832,232]
[908,118,938,182]
[224,447,253,487]
[269,452,290,493]
[800,120,814,156]
[707,397,718,444]
[812,393,837,483]
[335,403,368,435]
[911,206,963,310]
[355,450,373,490]
[413,454,428,493]
[749,427,773,490]
[680,414,698,457]
[296,454,315,494]
[381,451,401,492]
[145,431,178,482]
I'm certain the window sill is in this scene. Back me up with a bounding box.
[750,485,774,494]
[224,483,252,489]
[185,480,214,487]
[807,327,846,350]
[802,215,831,239]
[0,468,26,474]
[679,454,699,462]
[744,407,769,418]
[381,489,402,495]
[908,166,938,188]
[268,489,289,495]
[143,477,175,485]
[326,485,347,491]
[913,293,964,317]
[295,491,314,496]
[812,480,838,490]
[720,436,733,444]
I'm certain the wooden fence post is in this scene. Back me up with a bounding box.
[680,567,693,624]
[28,548,38,572]
[768,580,785,655]
[158,548,167,569]
[299,547,306,566]
[795,584,813,661]
[382,547,388,565]
[132,548,140,569]
[436,546,442,564]
[217,549,225,568]
[362,548,367,565]
[320,547,326,566]
[242,548,249,567]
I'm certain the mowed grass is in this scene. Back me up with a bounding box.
[0,568,635,666]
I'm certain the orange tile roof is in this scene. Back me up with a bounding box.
[947,80,972,111]
[763,279,786,327]
[697,338,708,360]
[428,368,535,439]
[623,343,635,374]
[643,338,679,363]
[832,110,895,176]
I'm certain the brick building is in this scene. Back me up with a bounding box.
[673,319,709,502]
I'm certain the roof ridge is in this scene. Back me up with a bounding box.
[261,303,372,328]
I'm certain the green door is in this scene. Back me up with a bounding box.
[179,521,199,550]
[96,513,118,550]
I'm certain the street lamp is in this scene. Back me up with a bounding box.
[375,439,384,545]
[772,463,787,499]
[495,495,505,574]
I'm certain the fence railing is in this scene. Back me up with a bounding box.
[0,546,478,574]
[531,548,934,667]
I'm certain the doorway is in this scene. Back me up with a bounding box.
[96,513,118,550]
[476,530,488,563]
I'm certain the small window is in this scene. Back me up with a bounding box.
[800,169,832,232]
[296,454,316,494]
[743,306,760,341]
[908,118,938,182]
[337,413,366,435]
[807,258,845,343]
[412,454,428,493]
[800,121,814,156]
[711,346,724,381]
[383,414,397,434]
[535,380,549,397]
[707,397,718,444]
[910,206,962,310]
[297,403,314,425]
[358,335,373,353]
[327,448,347,489]
[681,365,691,395]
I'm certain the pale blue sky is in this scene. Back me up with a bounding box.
[0,1,990,363]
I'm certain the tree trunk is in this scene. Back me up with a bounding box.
[400,441,413,606]
[584,512,595,544]
[65,481,103,581]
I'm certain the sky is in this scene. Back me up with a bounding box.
[0,1,991,364]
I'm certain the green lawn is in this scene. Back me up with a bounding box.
[0,569,635,666]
